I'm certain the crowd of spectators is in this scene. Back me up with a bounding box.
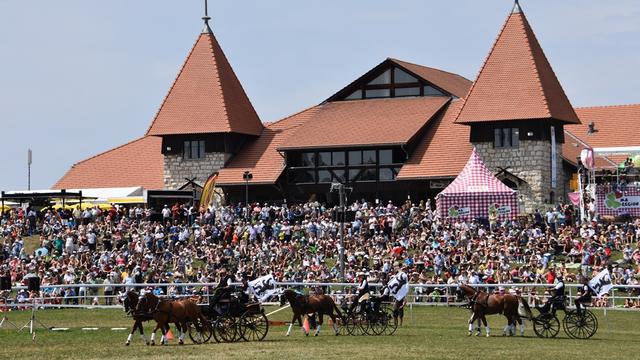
[2,199,640,307]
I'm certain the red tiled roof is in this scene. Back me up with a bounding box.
[278,97,450,150]
[455,9,580,125]
[146,30,263,136]
[388,58,472,99]
[569,104,640,148]
[216,107,321,185]
[562,104,640,167]
[397,100,472,179]
[53,136,164,190]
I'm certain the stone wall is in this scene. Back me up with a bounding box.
[163,152,227,189]
[474,140,564,213]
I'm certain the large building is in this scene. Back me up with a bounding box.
[55,3,640,212]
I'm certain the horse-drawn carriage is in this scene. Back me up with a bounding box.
[341,297,398,336]
[531,300,598,339]
[193,291,269,343]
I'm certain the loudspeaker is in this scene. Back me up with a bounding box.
[0,276,11,291]
[26,276,40,292]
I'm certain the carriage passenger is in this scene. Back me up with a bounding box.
[210,268,234,305]
[539,274,565,314]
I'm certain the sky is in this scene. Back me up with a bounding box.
[0,0,639,191]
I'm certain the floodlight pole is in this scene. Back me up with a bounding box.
[243,171,252,219]
[339,184,345,281]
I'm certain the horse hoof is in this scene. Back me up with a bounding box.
[305,333,309,337]
[125,342,130,346]
[146,342,150,346]
[486,334,490,337]
[468,332,472,337]
[179,341,184,345]
[150,342,156,346]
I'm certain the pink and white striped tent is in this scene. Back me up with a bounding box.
[436,148,518,221]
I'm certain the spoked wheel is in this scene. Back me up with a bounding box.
[335,316,349,336]
[213,315,238,343]
[239,311,269,342]
[188,318,213,344]
[382,307,398,336]
[563,310,598,339]
[368,311,388,336]
[533,314,560,338]
[346,313,368,336]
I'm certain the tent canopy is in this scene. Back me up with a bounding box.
[437,148,518,220]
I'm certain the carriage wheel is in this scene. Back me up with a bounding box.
[213,315,237,343]
[188,318,213,344]
[563,310,598,339]
[239,311,269,342]
[346,313,368,336]
[335,315,349,336]
[368,311,388,336]
[381,307,398,336]
[533,314,560,338]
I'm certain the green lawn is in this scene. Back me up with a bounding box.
[1,306,639,360]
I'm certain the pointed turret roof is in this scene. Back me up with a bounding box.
[455,4,580,125]
[146,24,263,136]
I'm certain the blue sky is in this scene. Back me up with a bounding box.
[0,0,638,190]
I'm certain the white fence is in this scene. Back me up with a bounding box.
[2,282,639,312]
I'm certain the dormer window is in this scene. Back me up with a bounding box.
[335,65,447,101]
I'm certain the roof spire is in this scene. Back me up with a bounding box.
[202,0,212,33]
[512,0,522,13]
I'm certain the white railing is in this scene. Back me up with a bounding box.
[1,282,638,311]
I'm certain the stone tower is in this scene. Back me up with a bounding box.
[146,14,263,189]
[454,2,581,212]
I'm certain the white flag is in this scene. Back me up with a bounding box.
[589,269,613,298]
[249,274,277,302]
[388,273,409,301]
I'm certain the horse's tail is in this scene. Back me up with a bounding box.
[332,298,344,321]
[518,296,533,320]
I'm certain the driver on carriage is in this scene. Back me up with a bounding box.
[539,273,565,314]
[575,276,594,315]
[350,271,370,312]
[210,268,235,306]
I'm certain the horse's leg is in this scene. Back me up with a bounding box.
[286,313,296,336]
[467,312,477,336]
[518,316,524,336]
[482,315,490,337]
[177,322,185,345]
[314,313,323,336]
[329,312,339,335]
[126,320,138,345]
[503,314,511,336]
[139,321,149,345]
[150,323,159,345]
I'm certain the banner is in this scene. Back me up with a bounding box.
[596,185,640,217]
[249,274,278,302]
[589,269,613,298]
[448,206,470,218]
[388,273,409,301]
[489,204,511,216]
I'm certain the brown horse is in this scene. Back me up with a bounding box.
[136,292,207,345]
[280,289,343,336]
[456,284,532,337]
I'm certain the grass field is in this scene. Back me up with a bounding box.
[1,306,640,360]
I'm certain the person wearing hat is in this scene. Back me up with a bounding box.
[210,268,234,306]
[350,271,370,312]
[539,273,565,314]
[575,275,594,315]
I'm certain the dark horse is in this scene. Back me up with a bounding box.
[279,289,343,336]
[122,291,154,345]
[136,292,208,345]
[457,284,532,337]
